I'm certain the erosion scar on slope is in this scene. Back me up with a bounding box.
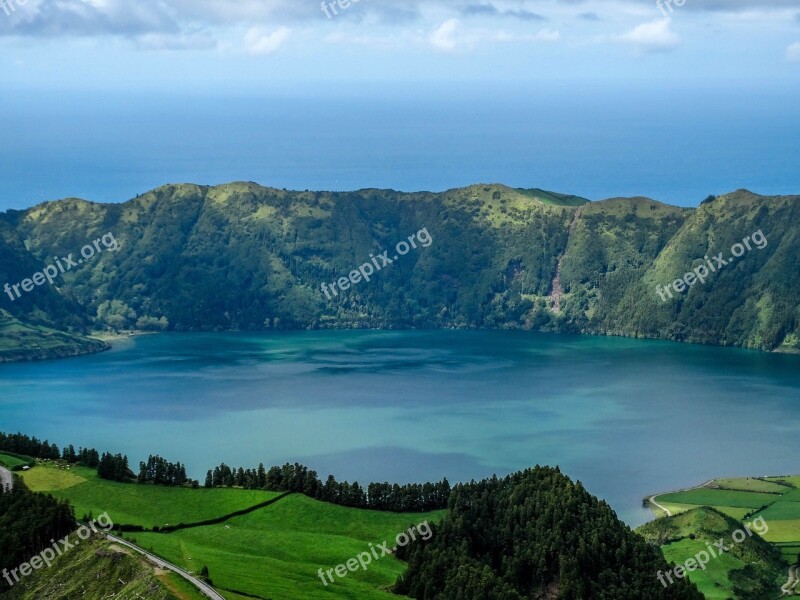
[550,206,584,313]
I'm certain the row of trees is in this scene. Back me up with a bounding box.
[0,432,61,460]
[61,445,100,467]
[0,432,130,483]
[3,432,447,510]
[137,455,190,486]
[204,462,451,512]
[96,453,131,483]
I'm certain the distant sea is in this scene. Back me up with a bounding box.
[2,82,799,210]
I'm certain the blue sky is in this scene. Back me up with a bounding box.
[1,0,798,92]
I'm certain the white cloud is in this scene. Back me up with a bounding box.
[616,18,680,52]
[243,26,291,55]
[524,29,561,43]
[135,31,217,51]
[787,42,800,63]
[428,18,560,53]
[430,18,459,52]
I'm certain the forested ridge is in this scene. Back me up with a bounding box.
[1,182,798,360]
[393,466,703,600]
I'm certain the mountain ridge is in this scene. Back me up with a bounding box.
[1,182,797,361]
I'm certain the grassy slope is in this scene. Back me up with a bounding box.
[0,537,204,600]
[654,476,800,596]
[0,312,107,363]
[657,489,779,510]
[0,453,33,470]
[638,506,785,600]
[651,475,800,564]
[130,495,445,600]
[756,477,800,563]
[19,462,445,599]
[21,464,282,529]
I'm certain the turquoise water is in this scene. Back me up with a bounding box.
[1,330,799,525]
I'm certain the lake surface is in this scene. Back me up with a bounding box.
[1,330,799,525]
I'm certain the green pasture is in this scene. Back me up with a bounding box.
[129,494,445,600]
[20,463,281,529]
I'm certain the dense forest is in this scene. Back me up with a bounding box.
[204,461,451,511]
[0,480,76,592]
[393,466,703,600]
[1,183,798,361]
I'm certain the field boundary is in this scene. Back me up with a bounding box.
[116,491,294,533]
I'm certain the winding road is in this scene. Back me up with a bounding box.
[648,494,673,517]
[647,480,716,518]
[105,533,226,600]
[0,465,13,492]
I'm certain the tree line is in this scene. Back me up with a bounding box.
[204,462,451,512]
[1,432,197,486]
[137,455,190,486]
[3,432,448,511]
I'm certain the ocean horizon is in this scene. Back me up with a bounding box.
[3,81,799,211]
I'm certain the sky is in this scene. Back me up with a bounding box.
[1,0,798,91]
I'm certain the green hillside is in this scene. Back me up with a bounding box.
[0,312,107,363]
[1,182,798,360]
[23,464,283,530]
[0,537,202,600]
[14,460,702,600]
[19,461,446,600]
[129,495,444,600]
[638,507,785,600]
[650,475,800,566]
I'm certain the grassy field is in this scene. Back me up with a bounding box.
[18,461,446,599]
[19,460,86,488]
[638,506,786,600]
[657,488,778,510]
[0,452,33,470]
[0,312,107,362]
[129,494,445,600]
[661,537,750,600]
[20,463,282,529]
[649,474,800,585]
[714,477,789,494]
